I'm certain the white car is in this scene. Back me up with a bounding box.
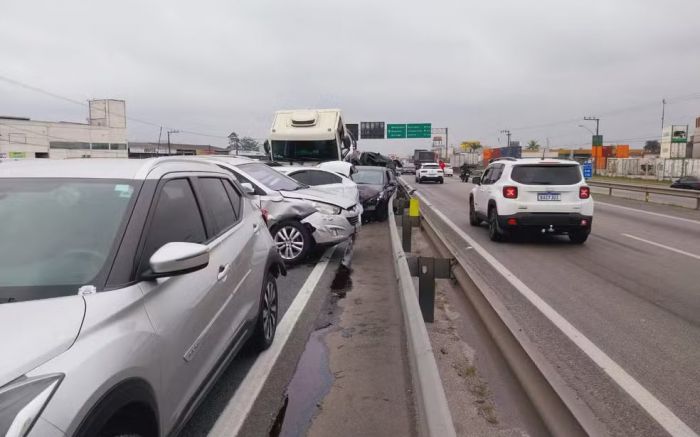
[469,158,594,243]
[276,166,361,213]
[415,162,444,184]
[443,166,454,177]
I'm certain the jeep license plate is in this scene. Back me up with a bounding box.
[537,192,561,201]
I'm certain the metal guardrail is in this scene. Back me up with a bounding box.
[397,179,604,437]
[387,192,457,437]
[589,181,700,209]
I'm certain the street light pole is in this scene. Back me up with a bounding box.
[583,116,599,136]
[167,129,180,156]
[500,129,511,148]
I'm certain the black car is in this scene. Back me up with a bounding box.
[351,166,397,222]
[670,176,700,190]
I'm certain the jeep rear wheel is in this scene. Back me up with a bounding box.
[488,208,505,242]
[469,198,480,226]
[569,230,589,244]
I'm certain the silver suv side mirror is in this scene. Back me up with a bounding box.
[146,242,210,278]
[241,182,255,195]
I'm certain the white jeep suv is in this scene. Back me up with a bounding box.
[469,158,594,243]
[415,162,444,184]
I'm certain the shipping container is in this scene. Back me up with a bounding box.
[451,152,482,167]
[615,144,630,158]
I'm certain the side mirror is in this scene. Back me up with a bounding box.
[342,136,352,150]
[146,242,209,279]
[241,182,255,195]
[263,140,270,155]
[472,176,481,185]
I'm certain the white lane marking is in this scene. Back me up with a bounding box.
[596,201,700,226]
[622,234,700,261]
[414,191,699,437]
[208,246,338,437]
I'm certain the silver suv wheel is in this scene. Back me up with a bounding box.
[274,225,305,260]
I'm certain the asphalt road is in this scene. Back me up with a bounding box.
[404,175,700,436]
[180,251,326,436]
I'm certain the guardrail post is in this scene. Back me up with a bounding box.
[418,257,435,323]
[696,198,700,210]
[409,197,420,227]
[609,187,612,196]
[402,208,412,252]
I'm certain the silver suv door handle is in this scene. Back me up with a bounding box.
[253,223,260,233]
[217,264,231,281]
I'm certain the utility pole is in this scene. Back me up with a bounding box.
[661,98,666,131]
[445,127,449,160]
[500,129,511,148]
[157,126,163,156]
[167,129,180,156]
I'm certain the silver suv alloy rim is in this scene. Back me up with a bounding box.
[274,226,305,260]
[263,279,278,341]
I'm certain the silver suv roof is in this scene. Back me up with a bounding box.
[0,157,226,180]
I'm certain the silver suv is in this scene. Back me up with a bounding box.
[0,158,285,437]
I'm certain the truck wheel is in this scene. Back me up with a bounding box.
[569,230,589,244]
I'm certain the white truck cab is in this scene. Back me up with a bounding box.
[268,109,353,164]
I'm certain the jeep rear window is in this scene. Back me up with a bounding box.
[510,165,582,185]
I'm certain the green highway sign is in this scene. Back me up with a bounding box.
[592,135,603,146]
[387,124,407,139]
[407,123,432,138]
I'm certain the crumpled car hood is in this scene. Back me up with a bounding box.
[0,296,85,387]
[280,187,355,209]
[356,184,382,202]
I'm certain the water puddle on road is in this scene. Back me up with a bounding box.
[272,264,353,437]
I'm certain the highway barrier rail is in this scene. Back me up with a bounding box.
[396,180,606,437]
[388,192,457,437]
[588,181,700,209]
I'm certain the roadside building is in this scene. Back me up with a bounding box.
[127,142,226,158]
[0,99,127,159]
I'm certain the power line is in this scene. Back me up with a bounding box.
[0,74,228,140]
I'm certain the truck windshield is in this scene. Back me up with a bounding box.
[510,165,582,185]
[271,139,339,162]
[0,179,136,302]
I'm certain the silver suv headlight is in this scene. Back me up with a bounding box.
[309,201,341,215]
[0,374,63,437]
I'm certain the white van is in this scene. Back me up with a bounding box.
[267,109,353,164]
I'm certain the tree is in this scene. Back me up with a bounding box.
[239,136,260,152]
[526,140,540,151]
[227,132,240,154]
[460,141,482,151]
[643,140,660,155]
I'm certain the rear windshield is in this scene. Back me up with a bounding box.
[422,164,439,169]
[510,165,582,185]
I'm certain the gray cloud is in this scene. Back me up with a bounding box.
[1,0,699,155]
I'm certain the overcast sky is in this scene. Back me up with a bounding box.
[1,0,699,155]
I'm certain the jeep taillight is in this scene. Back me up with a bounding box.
[503,186,518,199]
[579,186,590,199]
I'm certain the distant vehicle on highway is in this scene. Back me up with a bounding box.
[352,166,397,222]
[276,166,362,216]
[443,166,453,177]
[268,109,354,164]
[201,156,360,264]
[415,162,444,184]
[413,149,436,170]
[401,163,416,175]
[469,159,594,243]
[0,158,285,437]
[670,176,700,190]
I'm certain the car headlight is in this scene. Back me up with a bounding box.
[310,201,341,215]
[0,374,63,437]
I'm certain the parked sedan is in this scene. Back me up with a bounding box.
[351,166,398,222]
[670,176,700,190]
[201,157,360,264]
[0,158,285,437]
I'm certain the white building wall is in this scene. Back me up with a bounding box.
[0,99,127,159]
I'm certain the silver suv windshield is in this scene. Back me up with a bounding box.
[510,165,582,185]
[0,179,135,302]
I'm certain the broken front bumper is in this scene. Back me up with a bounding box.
[303,211,357,245]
